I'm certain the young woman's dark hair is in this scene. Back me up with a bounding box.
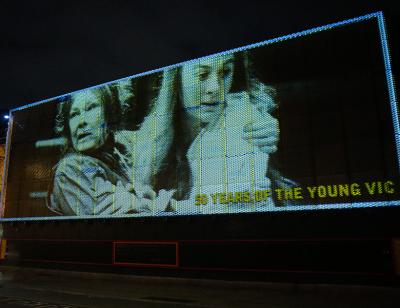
[152,51,295,205]
[153,52,254,200]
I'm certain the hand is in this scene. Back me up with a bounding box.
[134,183,157,200]
[242,112,279,154]
[95,181,152,216]
[154,189,176,213]
[112,187,176,215]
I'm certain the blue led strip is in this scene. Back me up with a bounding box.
[1,199,400,222]
[10,12,381,113]
[376,12,400,167]
[0,111,13,217]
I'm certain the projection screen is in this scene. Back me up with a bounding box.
[1,12,399,221]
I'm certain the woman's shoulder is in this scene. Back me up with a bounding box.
[54,152,105,177]
[56,152,99,165]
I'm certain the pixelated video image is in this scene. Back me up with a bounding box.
[1,13,399,220]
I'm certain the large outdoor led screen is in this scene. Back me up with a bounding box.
[1,12,399,221]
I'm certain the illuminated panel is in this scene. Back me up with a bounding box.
[1,12,399,221]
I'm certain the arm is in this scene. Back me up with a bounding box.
[135,69,177,181]
[243,80,279,154]
[115,69,177,186]
[48,154,157,216]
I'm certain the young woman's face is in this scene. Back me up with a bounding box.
[69,90,108,153]
[181,54,234,125]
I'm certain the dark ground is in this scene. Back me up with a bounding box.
[0,266,400,307]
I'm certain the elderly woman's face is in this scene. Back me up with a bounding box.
[181,54,234,125]
[69,90,108,153]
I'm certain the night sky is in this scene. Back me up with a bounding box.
[0,0,399,114]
